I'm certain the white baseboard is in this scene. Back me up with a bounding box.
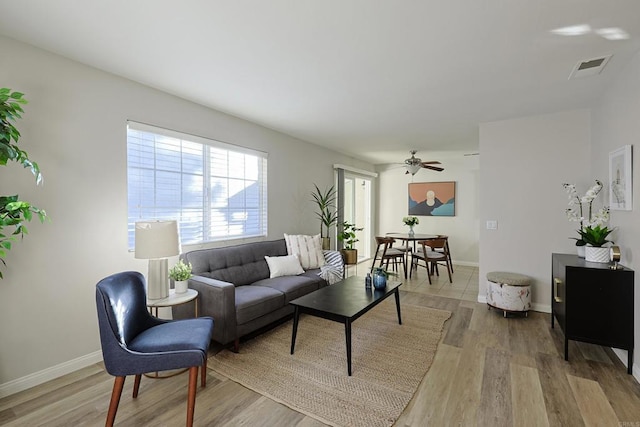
[612,348,640,383]
[0,350,103,398]
[453,260,479,267]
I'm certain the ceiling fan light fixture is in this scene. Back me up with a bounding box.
[406,164,422,175]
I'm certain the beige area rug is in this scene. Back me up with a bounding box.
[210,299,452,427]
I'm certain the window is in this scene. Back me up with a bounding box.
[127,121,267,249]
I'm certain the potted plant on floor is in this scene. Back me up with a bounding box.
[337,221,363,265]
[311,184,338,250]
[0,88,47,279]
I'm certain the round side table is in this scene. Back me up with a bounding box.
[146,288,199,317]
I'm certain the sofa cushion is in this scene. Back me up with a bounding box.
[265,255,305,278]
[284,234,326,269]
[235,285,285,325]
[183,239,288,286]
[254,275,322,303]
[129,318,214,354]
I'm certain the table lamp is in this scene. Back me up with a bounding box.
[134,220,180,300]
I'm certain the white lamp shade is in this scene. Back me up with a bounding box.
[134,220,180,259]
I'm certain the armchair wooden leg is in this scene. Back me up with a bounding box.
[233,338,240,353]
[186,366,198,427]
[132,374,142,398]
[201,358,207,388]
[106,376,125,427]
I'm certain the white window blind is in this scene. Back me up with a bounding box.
[127,121,268,248]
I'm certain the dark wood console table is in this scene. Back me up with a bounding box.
[551,253,634,374]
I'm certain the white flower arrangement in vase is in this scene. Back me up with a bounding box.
[562,180,613,261]
[402,216,419,227]
[402,216,419,235]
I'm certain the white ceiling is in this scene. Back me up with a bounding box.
[1,1,639,165]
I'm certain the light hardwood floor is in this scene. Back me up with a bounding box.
[1,263,639,426]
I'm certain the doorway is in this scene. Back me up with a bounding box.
[341,174,372,261]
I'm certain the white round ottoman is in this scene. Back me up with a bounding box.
[486,271,532,317]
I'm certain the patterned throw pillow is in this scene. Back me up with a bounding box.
[284,233,327,270]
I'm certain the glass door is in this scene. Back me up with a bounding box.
[342,174,372,261]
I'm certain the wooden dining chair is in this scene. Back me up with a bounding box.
[435,235,453,273]
[424,238,453,282]
[410,239,452,284]
[372,236,406,276]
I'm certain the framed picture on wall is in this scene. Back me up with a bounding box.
[408,181,456,216]
[609,145,632,211]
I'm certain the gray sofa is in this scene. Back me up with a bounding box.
[172,239,342,351]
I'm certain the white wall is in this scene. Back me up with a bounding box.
[0,36,373,391]
[376,154,479,266]
[591,50,640,377]
[479,110,592,311]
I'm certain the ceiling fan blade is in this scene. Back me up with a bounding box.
[423,165,444,172]
[420,161,441,165]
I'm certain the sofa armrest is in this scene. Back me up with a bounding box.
[172,275,237,345]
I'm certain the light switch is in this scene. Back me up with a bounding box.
[486,220,498,230]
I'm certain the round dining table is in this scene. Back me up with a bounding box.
[385,233,438,278]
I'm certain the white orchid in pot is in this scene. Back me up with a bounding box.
[563,180,614,262]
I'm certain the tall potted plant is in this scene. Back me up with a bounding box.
[337,221,363,265]
[0,88,47,279]
[311,184,337,250]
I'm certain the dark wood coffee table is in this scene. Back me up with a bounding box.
[289,275,402,376]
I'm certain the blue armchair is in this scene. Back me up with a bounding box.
[96,271,214,426]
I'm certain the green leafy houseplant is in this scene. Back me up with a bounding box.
[578,225,614,248]
[169,260,192,281]
[0,88,47,278]
[337,221,363,250]
[311,184,338,238]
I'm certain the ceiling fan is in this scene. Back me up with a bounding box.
[404,150,444,175]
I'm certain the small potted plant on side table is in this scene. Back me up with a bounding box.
[337,221,363,265]
[169,260,192,294]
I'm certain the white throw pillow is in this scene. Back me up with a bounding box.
[284,233,326,270]
[264,255,305,278]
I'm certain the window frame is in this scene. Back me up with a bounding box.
[126,121,268,249]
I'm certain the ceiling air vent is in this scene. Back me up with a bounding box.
[569,54,612,79]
